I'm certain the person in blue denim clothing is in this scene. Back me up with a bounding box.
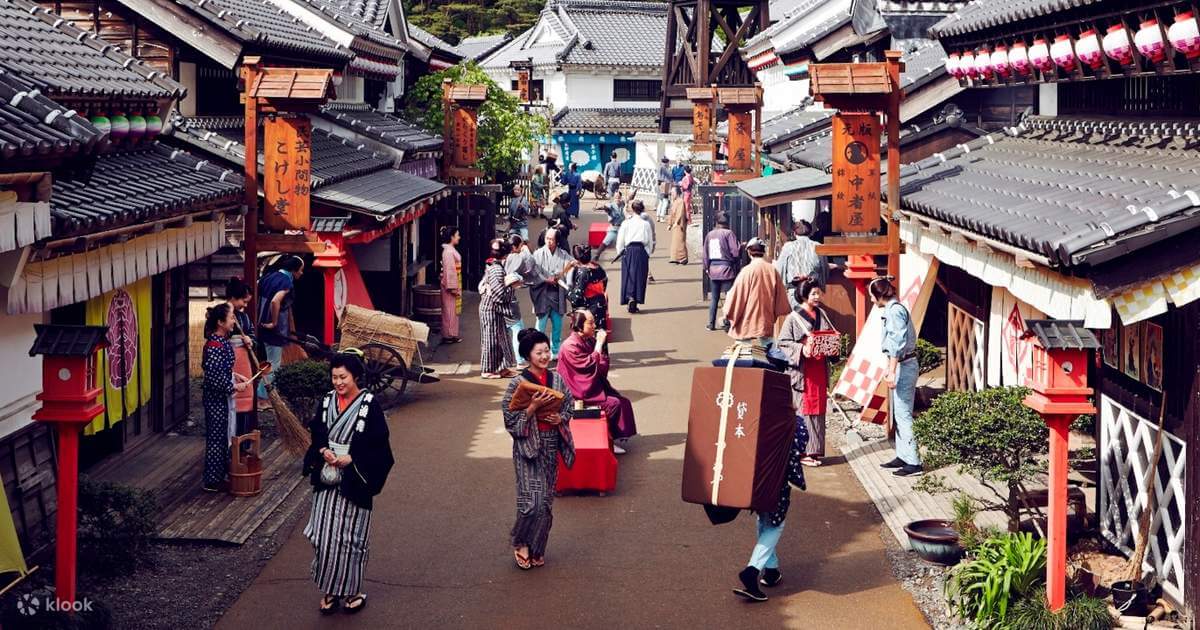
[871,277,923,477]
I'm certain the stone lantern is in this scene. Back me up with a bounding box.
[1020,319,1099,612]
[29,324,109,610]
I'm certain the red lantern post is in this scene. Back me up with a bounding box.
[1020,320,1099,611]
[29,325,110,610]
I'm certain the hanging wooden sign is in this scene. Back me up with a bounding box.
[451,106,479,168]
[692,101,712,146]
[831,112,881,233]
[263,116,313,231]
[517,70,530,102]
[726,110,753,172]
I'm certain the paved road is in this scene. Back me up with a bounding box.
[219,203,929,630]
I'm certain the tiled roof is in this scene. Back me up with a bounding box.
[483,0,667,69]
[407,22,462,59]
[900,40,947,93]
[299,0,406,54]
[897,116,1200,267]
[173,0,352,63]
[551,107,658,133]
[745,0,827,53]
[167,116,445,218]
[51,143,243,237]
[0,0,183,99]
[319,102,442,153]
[314,168,447,217]
[773,0,887,58]
[930,0,1100,39]
[30,324,109,357]
[0,70,105,161]
[456,33,512,60]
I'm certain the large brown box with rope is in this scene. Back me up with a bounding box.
[681,366,794,512]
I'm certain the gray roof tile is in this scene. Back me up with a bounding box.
[319,102,442,152]
[173,0,352,63]
[483,0,667,69]
[930,0,1101,39]
[897,116,1200,266]
[0,70,104,161]
[314,168,446,217]
[0,0,183,99]
[552,107,658,133]
[299,0,406,54]
[456,33,512,60]
[407,22,462,58]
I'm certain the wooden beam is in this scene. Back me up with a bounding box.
[255,233,327,254]
[815,236,890,257]
[711,6,758,80]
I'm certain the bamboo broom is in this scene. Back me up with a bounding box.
[237,325,310,455]
[1124,390,1168,584]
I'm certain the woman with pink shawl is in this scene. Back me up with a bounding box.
[556,310,637,453]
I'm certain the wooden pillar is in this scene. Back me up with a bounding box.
[697,0,711,86]
[241,58,261,322]
[1046,414,1071,611]
[885,50,902,280]
[54,427,81,609]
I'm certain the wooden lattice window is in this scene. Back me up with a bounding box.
[614,79,662,102]
[947,303,985,392]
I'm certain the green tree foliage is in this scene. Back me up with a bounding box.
[405,0,543,43]
[914,387,1049,531]
[273,359,331,421]
[404,62,548,180]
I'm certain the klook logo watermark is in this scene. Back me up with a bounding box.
[16,592,94,616]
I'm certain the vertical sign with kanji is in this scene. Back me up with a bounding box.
[831,112,881,233]
[263,116,312,231]
[692,101,712,145]
[451,106,478,168]
[726,110,753,172]
[517,70,530,102]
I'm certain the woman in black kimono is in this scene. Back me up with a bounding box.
[501,329,576,570]
[201,303,245,492]
[566,244,609,331]
[302,352,395,615]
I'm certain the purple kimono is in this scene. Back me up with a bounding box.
[555,333,637,439]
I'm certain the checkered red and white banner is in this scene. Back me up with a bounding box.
[833,251,939,425]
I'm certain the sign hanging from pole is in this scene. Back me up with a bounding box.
[831,112,882,233]
[264,116,313,232]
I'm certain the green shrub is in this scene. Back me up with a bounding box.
[915,387,1049,531]
[1070,414,1095,434]
[946,532,1047,628]
[951,493,1003,552]
[273,359,330,420]
[838,333,852,360]
[916,339,943,374]
[76,478,158,576]
[1008,588,1114,630]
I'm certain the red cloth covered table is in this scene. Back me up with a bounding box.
[556,416,617,494]
[588,222,612,248]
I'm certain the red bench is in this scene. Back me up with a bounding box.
[588,222,612,248]
[556,412,617,495]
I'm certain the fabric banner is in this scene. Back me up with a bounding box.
[833,251,939,424]
[84,277,153,435]
[986,286,1045,388]
[0,471,27,576]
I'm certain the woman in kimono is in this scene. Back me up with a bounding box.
[556,310,636,452]
[565,244,609,331]
[479,238,519,379]
[440,226,463,344]
[201,303,246,492]
[501,328,575,569]
[776,278,837,467]
[226,278,256,435]
[530,166,547,216]
[666,187,689,265]
[680,165,695,220]
[303,352,395,614]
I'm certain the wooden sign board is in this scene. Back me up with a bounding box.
[831,112,881,233]
[451,106,479,168]
[517,71,530,102]
[692,101,713,146]
[726,110,753,172]
[263,116,313,231]
[809,63,893,96]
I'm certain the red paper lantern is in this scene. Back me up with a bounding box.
[1029,37,1054,72]
[1076,29,1104,69]
[1168,11,1200,59]
[961,50,978,79]
[1102,23,1134,66]
[1051,34,1077,71]
[946,52,963,78]
[991,46,1011,78]
[975,46,994,79]
[1135,18,1167,63]
[1010,41,1031,75]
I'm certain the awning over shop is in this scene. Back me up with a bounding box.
[314,168,448,218]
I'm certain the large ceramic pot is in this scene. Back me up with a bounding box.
[904,519,964,565]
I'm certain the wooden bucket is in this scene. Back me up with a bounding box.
[229,431,263,497]
[412,284,442,331]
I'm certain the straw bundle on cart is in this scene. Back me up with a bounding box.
[338,304,429,366]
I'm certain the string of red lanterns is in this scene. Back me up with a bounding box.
[943,9,1200,83]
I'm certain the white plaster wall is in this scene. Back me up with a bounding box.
[0,304,44,441]
[759,65,809,118]
[545,72,569,110]
[563,73,615,107]
[633,134,692,170]
[336,76,365,103]
[1039,83,1058,117]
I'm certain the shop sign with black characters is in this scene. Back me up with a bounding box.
[831,113,881,233]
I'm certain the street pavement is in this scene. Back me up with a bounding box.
[218,202,929,630]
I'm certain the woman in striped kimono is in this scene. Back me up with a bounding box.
[501,329,576,569]
[302,352,395,615]
[479,239,519,379]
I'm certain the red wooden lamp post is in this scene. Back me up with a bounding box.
[1020,320,1099,611]
[29,324,109,609]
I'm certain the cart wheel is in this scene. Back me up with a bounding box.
[359,343,408,397]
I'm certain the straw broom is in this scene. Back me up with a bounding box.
[237,325,310,455]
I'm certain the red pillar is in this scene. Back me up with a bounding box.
[843,254,876,337]
[1046,413,1071,611]
[321,266,337,347]
[55,426,81,608]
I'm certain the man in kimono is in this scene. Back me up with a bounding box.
[723,238,791,344]
[531,228,574,358]
[603,150,623,199]
[702,213,740,331]
[560,163,583,218]
[656,157,673,221]
[774,220,836,311]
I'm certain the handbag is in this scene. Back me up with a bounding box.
[319,441,350,486]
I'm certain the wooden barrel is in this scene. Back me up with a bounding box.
[412,284,442,332]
